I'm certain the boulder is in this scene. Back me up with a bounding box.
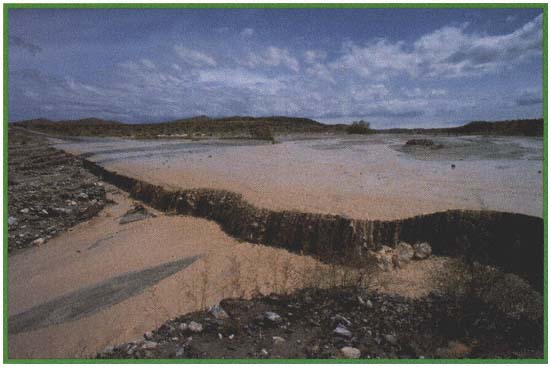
[413,242,432,260]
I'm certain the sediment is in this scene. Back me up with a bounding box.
[81,158,544,292]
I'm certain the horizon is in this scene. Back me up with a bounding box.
[8,7,544,129]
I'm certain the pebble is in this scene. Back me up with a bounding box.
[8,216,17,226]
[188,321,203,333]
[178,322,188,331]
[140,341,158,349]
[334,325,352,338]
[20,208,29,214]
[77,192,89,200]
[261,348,269,356]
[384,334,398,345]
[264,311,282,323]
[144,331,154,340]
[272,336,286,344]
[340,346,361,359]
[175,346,185,358]
[31,238,45,246]
[209,304,229,320]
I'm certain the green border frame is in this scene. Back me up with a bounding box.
[2,2,548,364]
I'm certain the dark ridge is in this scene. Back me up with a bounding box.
[379,118,544,137]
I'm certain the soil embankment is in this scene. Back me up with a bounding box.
[82,158,544,292]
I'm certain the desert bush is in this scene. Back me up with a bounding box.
[346,120,373,134]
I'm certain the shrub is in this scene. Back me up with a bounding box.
[346,120,373,134]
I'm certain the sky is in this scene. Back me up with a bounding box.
[8,7,544,128]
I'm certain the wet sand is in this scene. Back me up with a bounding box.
[56,134,543,219]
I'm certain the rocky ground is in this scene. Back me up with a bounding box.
[7,128,107,253]
[98,285,543,360]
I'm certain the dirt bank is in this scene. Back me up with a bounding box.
[82,158,544,292]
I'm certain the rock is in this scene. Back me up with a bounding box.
[102,346,115,354]
[340,346,361,359]
[333,325,352,338]
[31,238,45,246]
[333,314,352,326]
[119,204,153,224]
[272,336,286,344]
[392,242,414,268]
[144,331,154,340]
[140,341,158,350]
[20,208,29,214]
[369,250,394,271]
[405,139,434,146]
[188,321,203,333]
[384,334,398,345]
[413,242,432,260]
[209,304,229,320]
[264,311,283,324]
[175,346,185,358]
[8,216,17,226]
[395,242,414,261]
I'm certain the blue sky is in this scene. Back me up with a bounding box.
[8,8,544,128]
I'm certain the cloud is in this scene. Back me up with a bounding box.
[515,90,542,106]
[305,63,335,84]
[197,68,287,93]
[9,35,42,55]
[304,50,327,64]
[174,45,217,67]
[331,14,542,79]
[246,46,300,72]
[239,28,255,38]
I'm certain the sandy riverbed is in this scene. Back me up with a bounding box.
[55,134,543,219]
[9,186,452,358]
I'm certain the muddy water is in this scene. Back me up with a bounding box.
[56,134,543,219]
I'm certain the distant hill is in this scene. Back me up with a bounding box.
[12,115,336,137]
[379,118,544,137]
[11,116,543,138]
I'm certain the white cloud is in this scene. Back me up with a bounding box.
[305,63,335,84]
[239,28,255,38]
[246,46,300,72]
[174,45,217,67]
[331,14,542,79]
[304,50,327,64]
